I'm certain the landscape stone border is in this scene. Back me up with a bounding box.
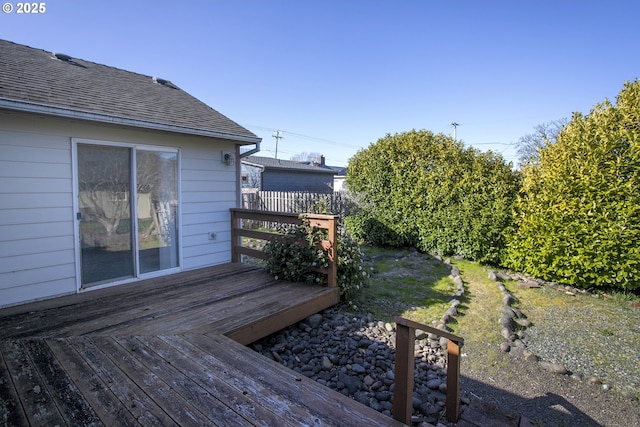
[486,270,615,390]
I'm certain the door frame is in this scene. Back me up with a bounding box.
[72,138,183,293]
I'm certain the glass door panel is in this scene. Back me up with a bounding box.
[136,150,179,274]
[77,144,134,286]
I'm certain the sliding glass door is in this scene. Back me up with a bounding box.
[77,143,179,287]
[136,149,179,274]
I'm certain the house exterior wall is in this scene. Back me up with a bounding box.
[0,110,239,307]
[333,176,346,192]
[262,170,334,192]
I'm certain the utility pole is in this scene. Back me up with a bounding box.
[451,122,460,141]
[272,130,283,159]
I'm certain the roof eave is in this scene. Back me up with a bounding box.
[0,98,262,144]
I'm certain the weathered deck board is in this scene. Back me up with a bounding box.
[56,275,280,337]
[219,286,340,344]
[194,334,404,427]
[45,337,141,426]
[103,279,306,336]
[135,335,286,426]
[0,264,266,339]
[89,335,217,427]
[208,336,402,426]
[160,334,319,426]
[112,335,252,427]
[0,347,29,426]
[0,339,67,426]
[67,335,177,426]
[21,339,102,426]
[0,263,403,426]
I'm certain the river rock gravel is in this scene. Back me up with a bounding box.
[251,305,463,426]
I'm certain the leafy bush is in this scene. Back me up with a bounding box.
[344,214,409,247]
[335,231,369,309]
[506,80,640,290]
[264,224,326,284]
[346,129,520,263]
[264,220,369,308]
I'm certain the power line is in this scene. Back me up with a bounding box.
[241,124,363,149]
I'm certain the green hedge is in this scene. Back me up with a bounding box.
[346,129,519,264]
[506,80,640,290]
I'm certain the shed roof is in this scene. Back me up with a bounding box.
[242,156,337,174]
[0,39,259,143]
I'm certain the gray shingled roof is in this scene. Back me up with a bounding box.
[0,39,259,143]
[243,156,337,174]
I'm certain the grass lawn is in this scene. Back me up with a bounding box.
[358,246,456,325]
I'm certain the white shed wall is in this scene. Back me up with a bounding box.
[0,111,239,307]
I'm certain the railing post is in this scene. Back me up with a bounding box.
[231,209,239,262]
[326,215,337,288]
[393,317,464,424]
[446,339,461,422]
[393,322,415,425]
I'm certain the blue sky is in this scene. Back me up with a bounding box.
[2,1,638,167]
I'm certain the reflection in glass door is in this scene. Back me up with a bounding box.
[77,144,134,286]
[77,143,180,287]
[137,150,179,274]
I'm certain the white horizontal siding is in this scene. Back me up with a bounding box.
[0,249,75,274]
[184,244,231,270]
[0,142,71,162]
[1,177,71,193]
[182,190,236,204]
[1,278,76,308]
[182,211,230,226]
[0,207,71,225]
[182,224,230,242]
[0,160,71,178]
[181,169,235,183]
[182,202,230,216]
[0,221,74,241]
[182,180,235,193]
[0,235,74,257]
[182,239,230,258]
[180,143,237,271]
[0,126,77,306]
[2,263,76,288]
[0,193,72,210]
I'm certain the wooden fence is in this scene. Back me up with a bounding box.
[242,191,355,216]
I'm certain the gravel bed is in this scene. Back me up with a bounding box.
[523,291,640,396]
[251,305,466,426]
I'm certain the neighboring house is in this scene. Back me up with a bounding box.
[0,39,261,307]
[329,166,347,192]
[241,155,337,192]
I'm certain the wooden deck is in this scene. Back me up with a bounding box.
[0,263,404,426]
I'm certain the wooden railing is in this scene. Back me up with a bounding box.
[393,317,464,424]
[230,208,338,288]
